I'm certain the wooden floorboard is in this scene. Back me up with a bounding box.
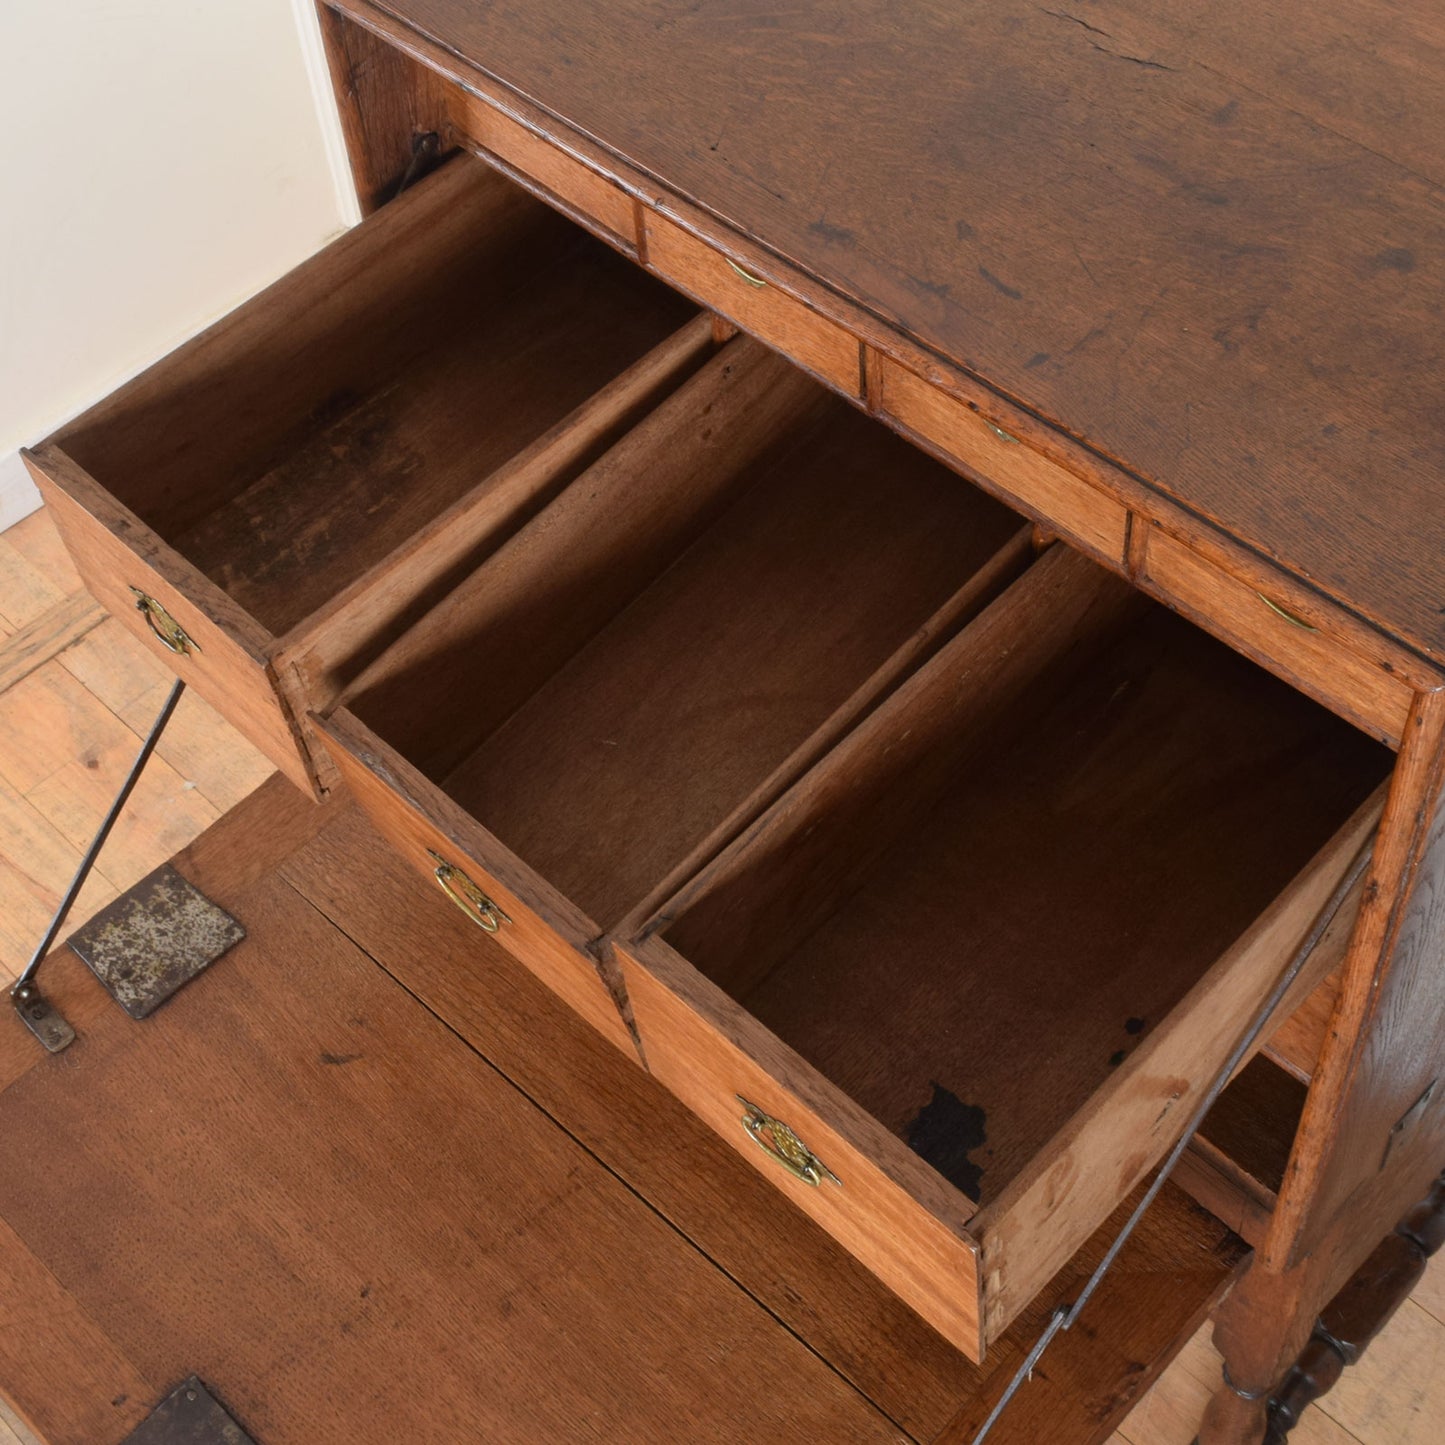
[0,593,105,695]
[0,1411,34,1445]
[3,505,1443,1442]
[0,523,73,631]
[0,510,274,981]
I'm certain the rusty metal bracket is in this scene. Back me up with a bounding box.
[69,864,245,1019]
[121,1376,257,1444]
[10,979,76,1053]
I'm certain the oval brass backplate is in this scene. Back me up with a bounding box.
[130,588,199,656]
[738,1095,841,1188]
[427,850,512,933]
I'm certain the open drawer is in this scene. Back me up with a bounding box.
[317,335,1036,1054]
[613,544,1391,1359]
[22,153,704,794]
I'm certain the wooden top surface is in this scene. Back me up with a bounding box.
[364,0,1445,662]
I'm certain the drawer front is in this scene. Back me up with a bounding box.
[621,791,1379,1358]
[643,215,861,397]
[875,358,1129,568]
[970,793,1380,1344]
[615,937,985,1358]
[1141,530,1414,747]
[319,709,637,1057]
[27,449,310,792]
[455,95,638,247]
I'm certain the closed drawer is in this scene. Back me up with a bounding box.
[318,334,1035,1049]
[1141,529,1414,748]
[615,543,1390,1358]
[25,153,703,794]
[454,93,638,247]
[643,214,862,397]
[874,356,1130,569]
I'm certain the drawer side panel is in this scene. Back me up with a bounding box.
[971,789,1383,1345]
[26,447,311,793]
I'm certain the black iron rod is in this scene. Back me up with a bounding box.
[12,677,186,992]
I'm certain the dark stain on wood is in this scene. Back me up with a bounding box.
[906,1082,988,1203]
[809,219,858,247]
[978,265,1023,300]
[1364,246,1416,275]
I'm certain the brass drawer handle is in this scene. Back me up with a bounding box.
[1256,592,1319,632]
[428,850,511,933]
[738,1096,840,1187]
[725,257,768,289]
[130,587,199,656]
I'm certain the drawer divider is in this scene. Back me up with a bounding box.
[617,523,1039,935]
[273,312,719,717]
[654,545,1142,997]
[337,339,827,780]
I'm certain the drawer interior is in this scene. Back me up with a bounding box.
[653,547,1391,1208]
[340,337,1033,932]
[1181,1053,1309,1243]
[53,155,696,639]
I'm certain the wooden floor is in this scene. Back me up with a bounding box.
[0,509,275,984]
[1,505,1441,1445]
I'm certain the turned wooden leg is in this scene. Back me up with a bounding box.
[1260,1172,1444,1442]
[1199,1170,1445,1444]
[1197,1266,1314,1445]
[1198,1382,1268,1445]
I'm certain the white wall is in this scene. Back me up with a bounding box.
[0,0,358,530]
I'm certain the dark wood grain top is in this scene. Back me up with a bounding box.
[363,0,1445,663]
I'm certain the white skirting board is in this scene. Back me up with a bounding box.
[0,451,40,534]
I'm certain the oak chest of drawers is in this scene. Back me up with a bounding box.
[21,1,1445,1435]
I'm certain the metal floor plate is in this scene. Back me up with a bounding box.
[120,1377,257,1444]
[68,865,246,1019]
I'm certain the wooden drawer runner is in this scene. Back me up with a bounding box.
[319,335,1037,1059]
[616,544,1391,1358]
[643,213,863,397]
[1141,529,1414,748]
[24,154,703,794]
[874,356,1130,569]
